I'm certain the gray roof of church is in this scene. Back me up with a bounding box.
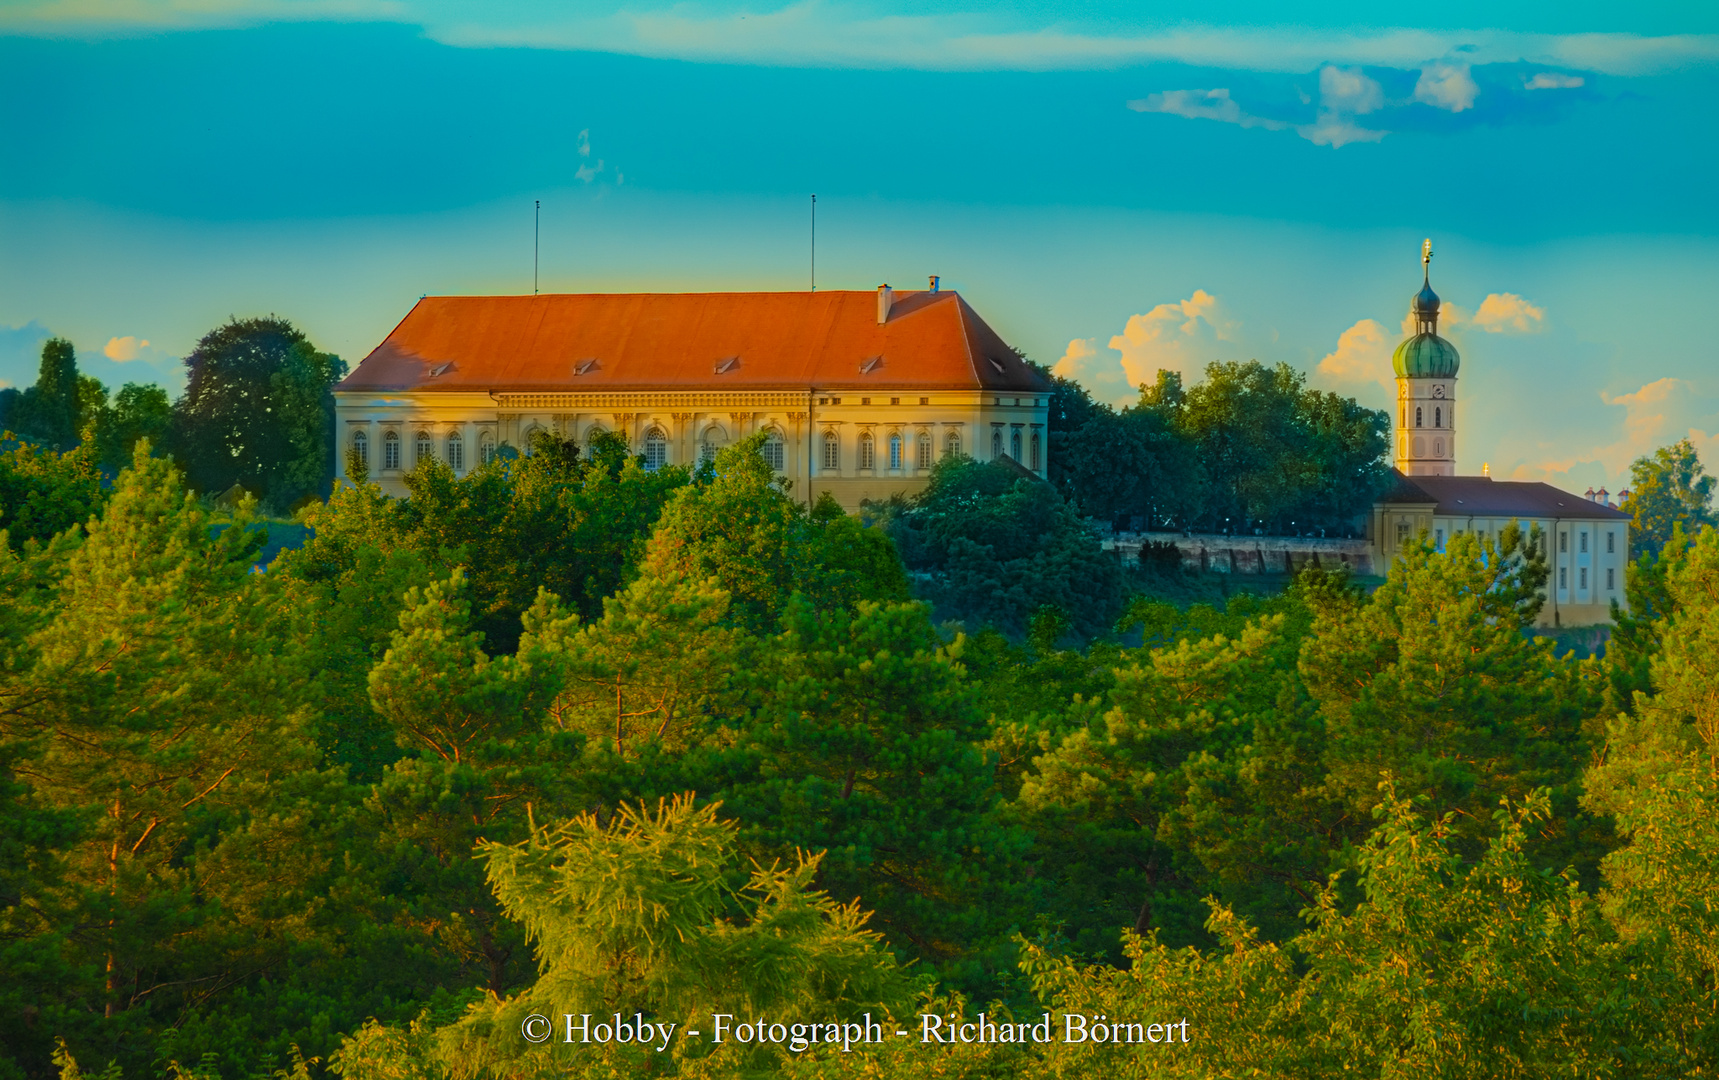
[1381,473,1630,521]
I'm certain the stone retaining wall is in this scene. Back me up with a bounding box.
[1102,531,1377,577]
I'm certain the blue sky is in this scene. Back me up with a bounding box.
[1,1,1715,492]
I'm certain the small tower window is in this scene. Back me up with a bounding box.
[383,429,400,471]
[822,430,840,471]
[1434,406,1442,428]
[1415,406,1423,428]
[859,431,876,470]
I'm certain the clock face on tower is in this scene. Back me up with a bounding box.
[1432,385,1445,399]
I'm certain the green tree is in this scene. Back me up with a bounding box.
[0,437,104,550]
[885,456,1119,638]
[7,338,82,449]
[1301,527,1607,874]
[168,317,347,505]
[1622,437,1716,558]
[88,384,172,473]
[330,797,917,1080]
[708,599,1023,976]
[0,446,327,1075]
[643,434,907,634]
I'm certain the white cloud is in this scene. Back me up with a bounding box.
[1050,291,1237,407]
[1107,290,1235,387]
[1315,318,1395,392]
[1525,71,1585,89]
[577,128,591,157]
[103,335,151,361]
[1126,88,1287,131]
[1131,64,1392,148]
[1516,377,1719,488]
[1050,337,1135,408]
[3,3,1713,77]
[1414,60,1480,111]
[1470,292,1546,334]
[1319,65,1383,114]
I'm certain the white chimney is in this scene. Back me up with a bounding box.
[877,284,894,324]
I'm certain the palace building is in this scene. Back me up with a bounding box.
[1369,241,1630,625]
[333,282,1052,510]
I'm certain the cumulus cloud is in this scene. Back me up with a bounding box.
[103,335,151,361]
[1107,290,1236,386]
[1316,318,1395,392]
[1414,60,1479,111]
[1319,65,1383,114]
[1470,292,1546,334]
[1050,291,1237,407]
[1525,71,1585,89]
[1518,377,1719,489]
[1051,337,1135,408]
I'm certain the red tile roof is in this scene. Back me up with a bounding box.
[336,290,1050,394]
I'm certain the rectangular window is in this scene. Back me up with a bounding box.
[890,397,900,406]
[1580,567,1588,589]
[1560,566,1567,589]
[1435,528,1445,548]
[1607,531,1615,553]
[829,397,841,406]
[1560,531,1567,553]
[1607,567,1616,590]
[861,397,871,406]
[919,397,929,406]
[1580,532,1589,553]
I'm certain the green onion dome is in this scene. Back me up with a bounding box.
[1392,332,1461,378]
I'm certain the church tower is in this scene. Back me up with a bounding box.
[1392,239,1461,476]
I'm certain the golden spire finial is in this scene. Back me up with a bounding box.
[1422,238,1433,273]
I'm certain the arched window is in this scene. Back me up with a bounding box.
[351,429,368,470]
[1010,430,1022,461]
[700,427,723,465]
[918,432,932,471]
[643,427,668,471]
[944,430,961,459]
[1030,431,1041,471]
[446,430,464,471]
[859,431,876,470]
[822,430,840,471]
[888,432,902,470]
[521,424,541,455]
[1434,406,1442,428]
[383,429,401,471]
[480,431,496,465]
[1415,406,1423,428]
[763,429,785,472]
[991,429,1003,459]
[415,430,433,466]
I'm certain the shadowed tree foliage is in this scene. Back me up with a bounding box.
[168,317,346,506]
[1,338,82,451]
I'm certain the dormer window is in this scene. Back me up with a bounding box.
[573,358,600,376]
[714,356,740,374]
[988,358,1004,374]
[859,356,883,375]
[428,362,455,377]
